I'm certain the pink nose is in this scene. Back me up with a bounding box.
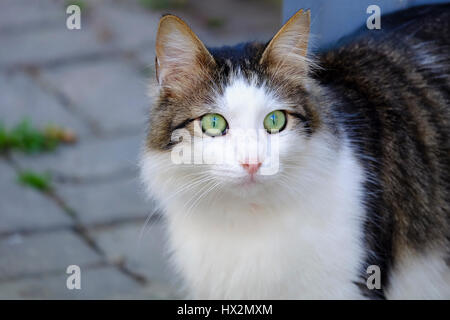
[241,162,262,175]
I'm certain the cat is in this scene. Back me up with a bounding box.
[140,4,450,299]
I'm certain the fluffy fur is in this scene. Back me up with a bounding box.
[141,5,450,299]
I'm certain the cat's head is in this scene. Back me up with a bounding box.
[141,10,339,217]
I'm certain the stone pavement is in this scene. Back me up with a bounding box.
[0,0,280,299]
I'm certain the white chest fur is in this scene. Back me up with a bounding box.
[163,144,367,299]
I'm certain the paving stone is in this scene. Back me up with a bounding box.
[0,160,72,234]
[92,3,159,50]
[89,221,176,287]
[125,282,179,299]
[0,265,176,299]
[0,2,159,69]
[56,176,154,225]
[0,20,112,68]
[0,72,89,136]
[40,60,150,134]
[0,230,102,281]
[0,1,152,68]
[12,133,143,181]
[0,0,64,33]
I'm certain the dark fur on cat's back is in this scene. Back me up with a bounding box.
[315,4,450,297]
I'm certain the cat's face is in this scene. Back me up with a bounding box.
[141,10,336,214]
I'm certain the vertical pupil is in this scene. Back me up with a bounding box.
[270,113,277,126]
[212,116,217,128]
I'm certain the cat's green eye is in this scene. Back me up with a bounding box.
[201,113,228,137]
[264,110,286,133]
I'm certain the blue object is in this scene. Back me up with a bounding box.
[282,0,450,51]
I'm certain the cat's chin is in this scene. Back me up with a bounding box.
[226,175,272,198]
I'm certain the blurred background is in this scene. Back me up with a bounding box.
[1,0,446,299]
[284,0,449,50]
[0,0,281,299]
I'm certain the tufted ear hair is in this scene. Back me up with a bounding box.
[260,9,311,77]
[155,15,215,90]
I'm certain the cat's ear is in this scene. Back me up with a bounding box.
[260,9,310,77]
[155,15,215,90]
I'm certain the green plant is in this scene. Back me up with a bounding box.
[206,17,226,29]
[18,170,52,192]
[0,119,58,154]
[139,0,187,10]
[65,0,87,12]
[0,119,76,154]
